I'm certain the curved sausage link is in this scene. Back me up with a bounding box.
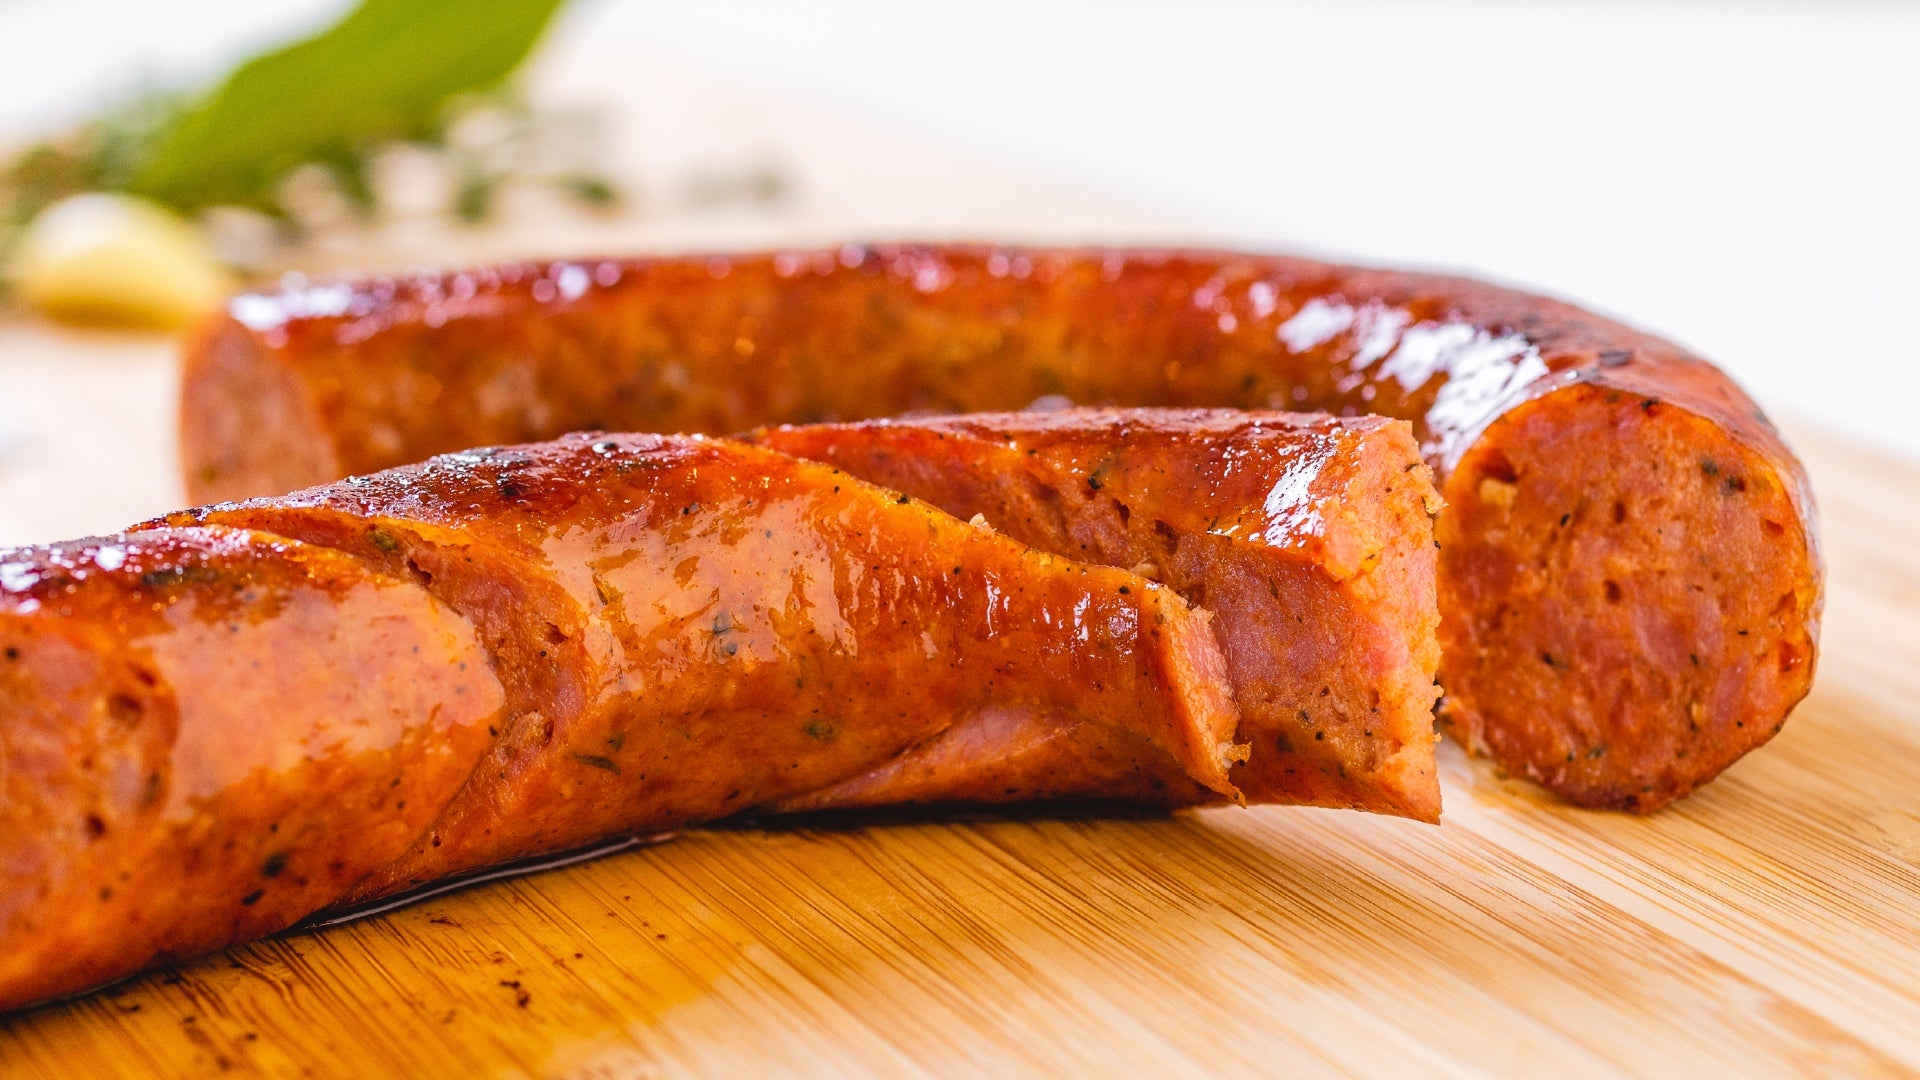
[181,245,1820,810]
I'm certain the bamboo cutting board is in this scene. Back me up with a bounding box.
[2,51,1919,1080]
[1,363,1916,1080]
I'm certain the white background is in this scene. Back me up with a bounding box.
[4,0,1918,458]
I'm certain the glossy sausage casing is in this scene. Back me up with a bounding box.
[182,246,1822,809]
[7,409,1449,1010]
[153,433,1248,897]
[5,433,1269,1011]
[5,410,1453,1010]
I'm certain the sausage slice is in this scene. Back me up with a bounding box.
[756,408,1443,821]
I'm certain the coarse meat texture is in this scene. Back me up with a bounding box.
[179,245,1822,809]
[152,432,1246,902]
[0,527,507,1010]
[755,408,1442,822]
[1438,385,1817,808]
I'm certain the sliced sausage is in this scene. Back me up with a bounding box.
[153,433,1247,900]
[756,407,1443,821]
[179,246,1822,809]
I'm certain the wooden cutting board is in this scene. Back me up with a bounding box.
[2,50,1918,1080]
[3,362,1916,1080]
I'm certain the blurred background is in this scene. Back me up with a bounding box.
[2,0,1917,543]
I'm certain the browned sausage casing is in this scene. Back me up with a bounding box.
[5,413,1441,1009]
[149,433,1249,901]
[182,246,1822,809]
[16,418,1413,1009]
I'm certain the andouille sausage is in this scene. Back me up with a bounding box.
[180,245,1823,809]
[4,434,1268,1011]
[756,408,1442,821]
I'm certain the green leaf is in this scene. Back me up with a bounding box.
[125,0,566,214]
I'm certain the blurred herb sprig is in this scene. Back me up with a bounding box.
[0,0,613,251]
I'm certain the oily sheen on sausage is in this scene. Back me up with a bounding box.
[3,411,1443,1006]
[7,414,1443,1010]
[181,245,1822,810]
[150,433,1248,900]
[755,408,1442,821]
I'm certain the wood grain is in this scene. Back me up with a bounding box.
[2,422,1914,1080]
[2,45,1918,1080]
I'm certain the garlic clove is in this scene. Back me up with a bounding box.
[8,193,234,331]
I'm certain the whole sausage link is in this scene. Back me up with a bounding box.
[181,245,1821,809]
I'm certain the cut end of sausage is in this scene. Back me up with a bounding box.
[1235,422,1445,822]
[1436,382,1821,811]
[181,313,340,505]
